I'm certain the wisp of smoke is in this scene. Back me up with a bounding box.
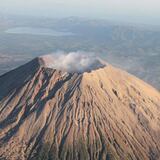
[41,51,106,73]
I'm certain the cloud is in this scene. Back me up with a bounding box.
[41,51,106,73]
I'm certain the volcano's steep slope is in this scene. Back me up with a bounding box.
[0,57,160,160]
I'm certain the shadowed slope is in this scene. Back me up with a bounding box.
[0,56,160,160]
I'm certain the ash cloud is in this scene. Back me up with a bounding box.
[42,51,106,73]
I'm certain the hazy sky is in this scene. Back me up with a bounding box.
[1,0,160,24]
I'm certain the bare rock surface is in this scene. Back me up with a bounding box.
[0,56,160,160]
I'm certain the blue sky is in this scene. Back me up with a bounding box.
[1,0,160,24]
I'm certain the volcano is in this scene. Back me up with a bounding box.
[0,55,160,160]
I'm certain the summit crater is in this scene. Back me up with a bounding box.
[37,53,107,74]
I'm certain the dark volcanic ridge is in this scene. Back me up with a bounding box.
[0,54,160,160]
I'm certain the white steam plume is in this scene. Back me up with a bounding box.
[40,51,106,73]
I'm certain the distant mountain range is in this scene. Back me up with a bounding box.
[0,16,160,90]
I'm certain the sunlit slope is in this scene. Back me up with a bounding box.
[0,56,160,160]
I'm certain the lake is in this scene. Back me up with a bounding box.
[5,27,75,36]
